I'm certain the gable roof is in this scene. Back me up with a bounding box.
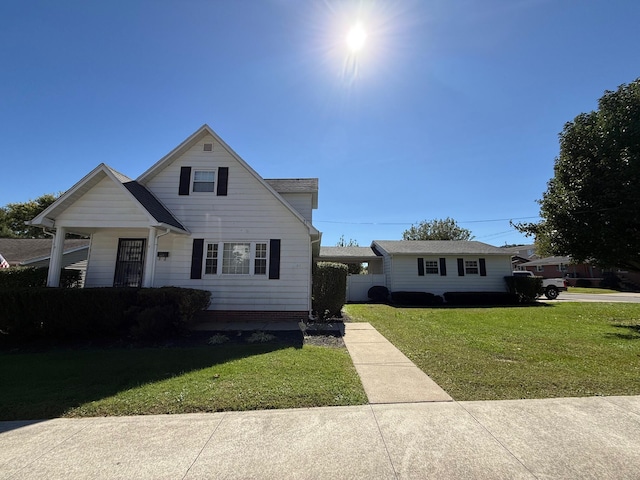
[520,256,573,267]
[0,238,89,266]
[372,240,510,256]
[136,124,319,236]
[28,164,188,233]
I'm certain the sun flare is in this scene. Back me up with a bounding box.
[346,22,367,53]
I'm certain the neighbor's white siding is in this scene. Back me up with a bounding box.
[141,134,312,312]
[55,177,150,228]
[387,255,512,296]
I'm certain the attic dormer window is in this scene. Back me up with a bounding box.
[193,170,215,192]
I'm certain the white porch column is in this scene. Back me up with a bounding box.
[46,226,66,287]
[142,228,157,288]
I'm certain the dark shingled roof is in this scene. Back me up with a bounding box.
[0,238,90,266]
[319,246,380,258]
[265,178,318,193]
[122,181,187,231]
[373,240,510,256]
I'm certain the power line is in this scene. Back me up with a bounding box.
[315,215,540,226]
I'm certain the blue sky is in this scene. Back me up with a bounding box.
[2,0,639,247]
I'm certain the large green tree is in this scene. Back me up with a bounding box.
[516,78,640,270]
[0,194,58,238]
[402,217,473,241]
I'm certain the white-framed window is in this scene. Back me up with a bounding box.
[536,265,544,272]
[558,263,568,272]
[465,260,479,275]
[424,259,439,275]
[192,169,216,192]
[205,243,218,275]
[204,241,268,276]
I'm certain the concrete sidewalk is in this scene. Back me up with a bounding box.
[342,322,452,403]
[2,396,640,479]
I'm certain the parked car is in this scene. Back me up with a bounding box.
[512,271,568,300]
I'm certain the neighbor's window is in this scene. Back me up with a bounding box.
[205,243,218,274]
[193,170,215,192]
[558,263,568,272]
[254,243,267,275]
[222,242,251,274]
[536,265,544,272]
[465,260,479,275]
[424,260,439,274]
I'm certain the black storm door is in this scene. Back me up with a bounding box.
[113,238,146,287]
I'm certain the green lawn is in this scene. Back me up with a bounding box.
[0,339,367,421]
[344,303,640,401]
[567,287,620,294]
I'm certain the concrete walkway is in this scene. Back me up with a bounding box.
[342,322,452,403]
[2,396,640,479]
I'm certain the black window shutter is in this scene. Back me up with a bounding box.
[269,239,281,279]
[179,167,191,195]
[457,258,465,276]
[417,258,424,276]
[439,258,447,276]
[217,167,229,196]
[190,239,204,279]
[479,258,487,276]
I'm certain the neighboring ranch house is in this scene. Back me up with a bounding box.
[28,125,320,321]
[319,240,513,302]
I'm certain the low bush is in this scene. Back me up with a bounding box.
[504,276,543,303]
[367,285,389,303]
[0,287,211,345]
[0,267,81,289]
[443,291,520,306]
[390,291,443,306]
[600,273,621,290]
[312,262,348,320]
[575,278,592,288]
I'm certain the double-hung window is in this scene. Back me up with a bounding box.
[193,170,215,192]
[204,241,268,275]
[424,259,439,274]
[465,260,479,275]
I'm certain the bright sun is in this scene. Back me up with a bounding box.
[346,22,367,53]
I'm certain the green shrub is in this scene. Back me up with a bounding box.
[312,262,348,320]
[0,267,82,289]
[504,276,543,303]
[390,291,443,306]
[0,287,211,345]
[443,291,520,305]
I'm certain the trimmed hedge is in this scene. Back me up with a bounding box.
[443,291,520,306]
[0,287,211,345]
[504,276,543,303]
[367,285,389,303]
[312,262,348,319]
[390,291,443,306]
[0,267,81,289]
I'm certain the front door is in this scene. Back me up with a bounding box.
[113,238,146,287]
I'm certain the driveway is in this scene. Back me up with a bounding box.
[544,292,640,303]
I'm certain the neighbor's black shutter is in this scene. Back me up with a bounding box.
[417,258,424,276]
[269,239,281,279]
[439,258,447,276]
[179,167,192,195]
[457,258,465,276]
[190,239,204,279]
[217,167,229,196]
[479,258,487,276]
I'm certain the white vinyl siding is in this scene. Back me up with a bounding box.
[279,193,313,222]
[56,177,150,228]
[387,255,512,296]
[141,135,312,311]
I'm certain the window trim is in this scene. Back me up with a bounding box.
[464,259,479,275]
[203,241,269,276]
[423,258,439,275]
[191,168,217,193]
